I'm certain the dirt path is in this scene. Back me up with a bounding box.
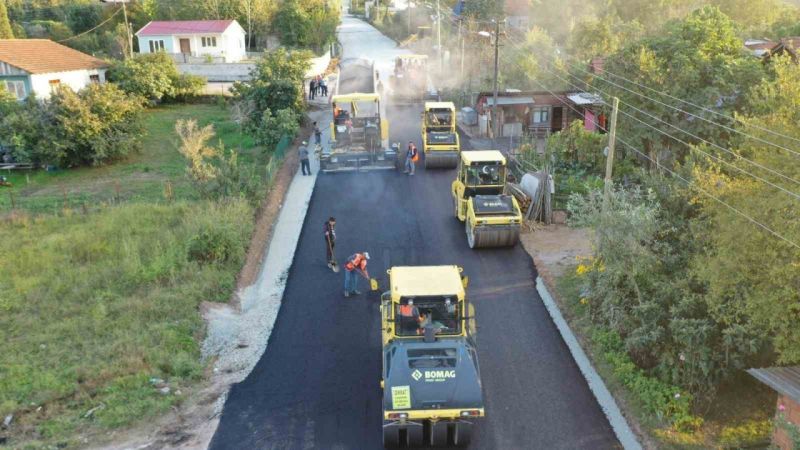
[520,224,593,279]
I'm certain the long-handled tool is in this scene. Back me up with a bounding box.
[326,238,339,272]
[370,278,379,291]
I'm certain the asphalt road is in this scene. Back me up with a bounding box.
[208,94,620,449]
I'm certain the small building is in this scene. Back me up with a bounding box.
[744,37,800,63]
[474,90,605,138]
[505,0,531,30]
[748,366,800,450]
[135,20,247,63]
[0,39,108,101]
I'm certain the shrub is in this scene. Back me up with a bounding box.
[255,107,300,150]
[718,420,772,448]
[0,84,144,167]
[109,52,204,103]
[187,224,242,263]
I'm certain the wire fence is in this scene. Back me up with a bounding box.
[1,134,293,218]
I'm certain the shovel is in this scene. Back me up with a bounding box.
[327,239,339,273]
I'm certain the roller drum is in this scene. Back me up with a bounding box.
[467,221,520,249]
[424,151,459,169]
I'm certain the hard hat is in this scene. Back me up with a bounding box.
[363,252,370,260]
[408,299,414,305]
[302,141,307,145]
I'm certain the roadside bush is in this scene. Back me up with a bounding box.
[0,84,144,167]
[231,48,311,129]
[592,328,702,431]
[255,107,300,150]
[188,222,244,264]
[109,52,205,103]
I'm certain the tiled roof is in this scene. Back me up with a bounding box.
[136,20,236,36]
[0,39,108,75]
[748,366,800,404]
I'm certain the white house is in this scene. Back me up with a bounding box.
[135,20,247,63]
[0,39,109,101]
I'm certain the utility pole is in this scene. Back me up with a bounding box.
[459,19,464,79]
[603,96,620,209]
[436,0,442,72]
[407,1,412,36]
[491,19,501,143]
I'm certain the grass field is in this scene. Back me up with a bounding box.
[0,103,261,214]
[0,103,267,448]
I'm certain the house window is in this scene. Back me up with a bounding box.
[49,79,61,94]
[201,36,217,47]
[531,107,550,125]
[4,80,26,100]
[90,74,101,83]
[149,40,165,52]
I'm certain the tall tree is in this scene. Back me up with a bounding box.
[0,0,14,39]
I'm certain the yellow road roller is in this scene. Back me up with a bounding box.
[380,265,483,448]
[422,102,460,169]
[451,151,522,248]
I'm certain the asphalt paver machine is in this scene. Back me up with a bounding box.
[451,151,522,248]
[380,266,484,448]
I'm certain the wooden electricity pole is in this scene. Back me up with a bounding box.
[491,19,501,142]
[603,96,620,209]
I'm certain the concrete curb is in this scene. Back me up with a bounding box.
[536,277,642,450]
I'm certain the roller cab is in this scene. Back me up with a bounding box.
[380,266,483,448]
[451,151,522,248]
[422,102,460,169]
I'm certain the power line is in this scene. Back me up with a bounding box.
[583,58,800,148]
[500,35,800,200]
[485,36,800,250]
[58,6,123,43]
[561,55,800,159]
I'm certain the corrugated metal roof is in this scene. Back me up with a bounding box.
[136,20,237,36]
[567,92,604,105]
[485,97,535,106]
[748,366,800,404]
[0,39,108,74]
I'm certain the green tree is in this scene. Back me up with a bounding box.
[691,57,800,365]
[273,0,338,52]
[231,48,311,127]
[108,52,205,102]
[255,107,299,150]
[596,7,763,167]
[0,0,13,38]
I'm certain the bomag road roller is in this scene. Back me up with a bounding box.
[451,150,522,249]
[422,102,460,169]
[380,265,483,448]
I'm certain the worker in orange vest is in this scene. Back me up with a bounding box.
[398,298,421,333]
[344,252,370,297]
[404,141,419,175]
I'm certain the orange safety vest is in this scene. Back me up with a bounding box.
[345,253,366,271]
[399,305,414,316]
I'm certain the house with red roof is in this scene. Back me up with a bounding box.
[0,39,109,100]
[135,20,247,63]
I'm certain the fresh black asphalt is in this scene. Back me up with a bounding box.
[208,100,620,449]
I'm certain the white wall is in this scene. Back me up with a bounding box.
[138,28,246,62]
[29,68,107,99]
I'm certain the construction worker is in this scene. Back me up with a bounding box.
[399,298,421,333]
[314,122,322,145]
[344,252,370,297]
[404,141,418,175]
[324,217,336,267]
[299,141,311,176]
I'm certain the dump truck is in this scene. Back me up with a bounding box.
[380,266,483,448]
[452,151,522,248]
[389,54,433,102]
[422,102,460,169]
[321,58,396,172]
